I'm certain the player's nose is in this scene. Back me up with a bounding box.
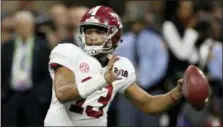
[90,37,97,42]
[89,34,100,44]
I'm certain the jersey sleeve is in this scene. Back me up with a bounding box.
[49,43,80,76]
[117,57,136,94]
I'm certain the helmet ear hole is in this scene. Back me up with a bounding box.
[106,42,112,48]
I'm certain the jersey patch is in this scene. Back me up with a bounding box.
[114,67,128,77]
[79,62,90,72]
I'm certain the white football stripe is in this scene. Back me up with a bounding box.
[89,6,101,16]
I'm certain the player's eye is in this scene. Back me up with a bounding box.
[85,29,99,35]
[85,29,93,35]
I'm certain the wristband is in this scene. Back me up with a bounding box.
[77,74,107,98]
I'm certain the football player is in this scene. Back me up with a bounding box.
[44,5,183,126]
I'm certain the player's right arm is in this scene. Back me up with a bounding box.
[50,44,120,103]
[53,66,81,103]
[49,44,82,103]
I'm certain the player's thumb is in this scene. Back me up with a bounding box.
[178,79,184,85]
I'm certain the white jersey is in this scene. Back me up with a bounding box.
[44,43,136,126]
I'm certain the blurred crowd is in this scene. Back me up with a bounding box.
[1,0,222,127]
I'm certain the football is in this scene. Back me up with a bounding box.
[183,65,210,110]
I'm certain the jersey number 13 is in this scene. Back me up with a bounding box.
[69,77,113,118]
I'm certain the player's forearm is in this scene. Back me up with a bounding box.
[56,83,82,103]
[56,75,107,103]
[144,87,183,114]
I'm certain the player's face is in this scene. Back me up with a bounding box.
[85,27,107,46]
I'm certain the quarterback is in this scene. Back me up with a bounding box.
[44,5,183,126]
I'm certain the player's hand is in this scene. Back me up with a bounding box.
[104,54,121,84]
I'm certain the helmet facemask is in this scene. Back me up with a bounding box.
[76,23,119,56]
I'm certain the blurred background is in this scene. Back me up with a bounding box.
[1,0,222,127]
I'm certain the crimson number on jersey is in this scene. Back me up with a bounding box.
[69,76,113,118]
